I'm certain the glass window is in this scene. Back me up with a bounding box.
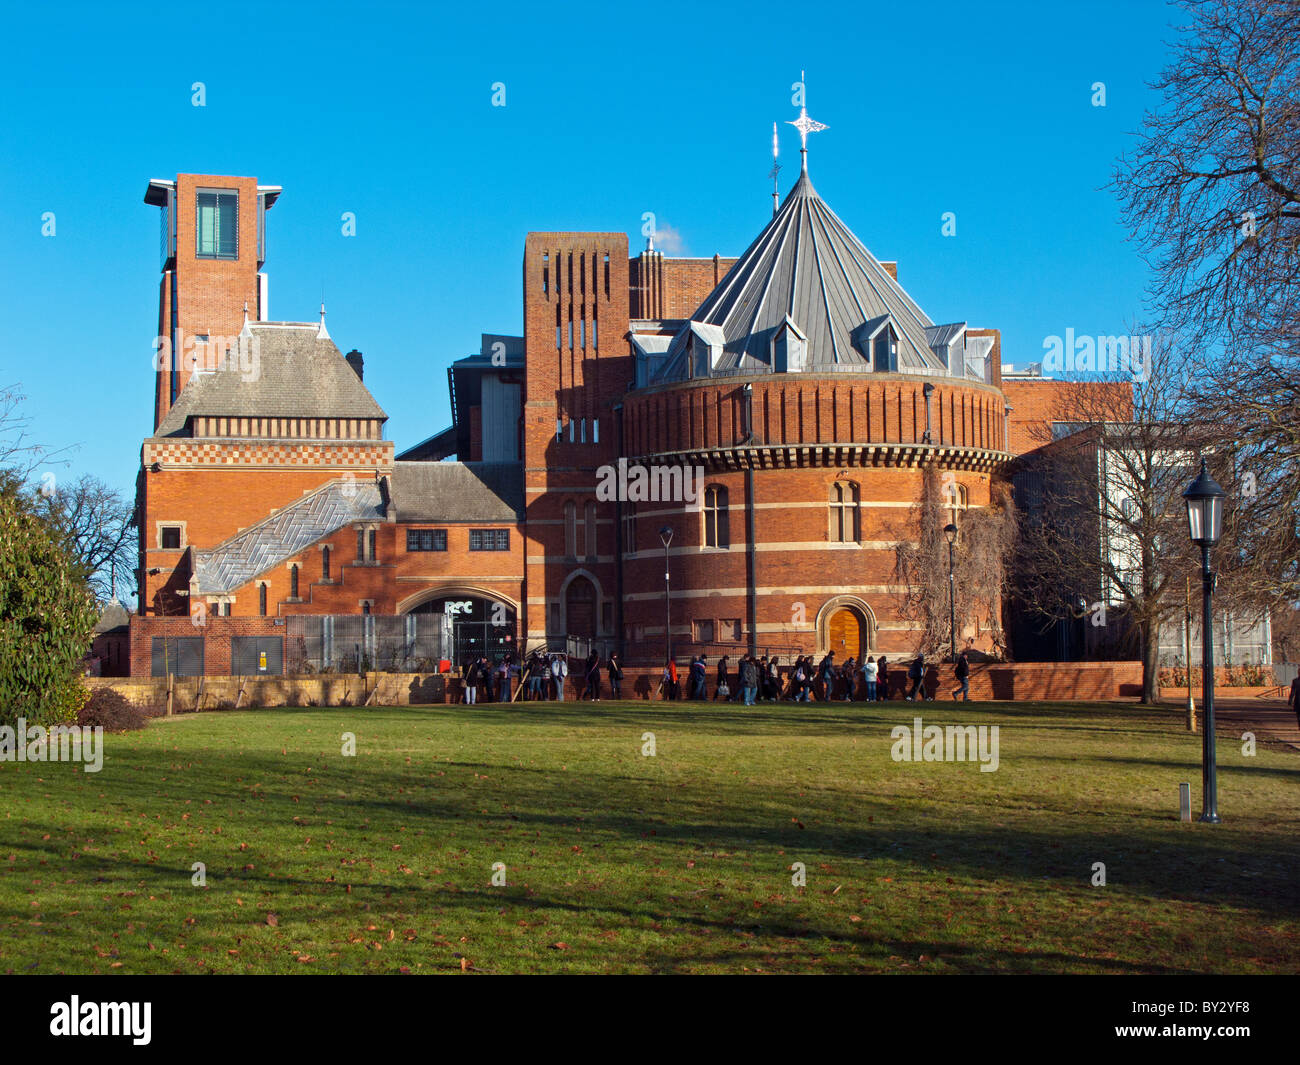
[469,529,509,551]
[406,529,447,552]
[196,190,238,259]
[830,482,861,543]
[258,584,267,616]
[703,485,729,548]
[160,526,181,550]
[289,565,299,599]
[322,546,331,579]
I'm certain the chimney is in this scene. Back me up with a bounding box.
[345,349,364,380]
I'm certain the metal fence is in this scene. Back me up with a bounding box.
[285,614,448,674]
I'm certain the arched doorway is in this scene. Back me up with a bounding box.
[565,576,597,639]
[827,606,865,660]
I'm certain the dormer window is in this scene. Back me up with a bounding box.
[874,326,899,371]
[771,316,807,373]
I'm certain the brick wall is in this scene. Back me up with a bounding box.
[629,253,739,320]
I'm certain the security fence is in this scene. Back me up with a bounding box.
[285,614,449,674]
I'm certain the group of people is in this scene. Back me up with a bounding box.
[460,654,518,704]
[464,646,976,704]
[684,649,975,705]
[506,649,625,702]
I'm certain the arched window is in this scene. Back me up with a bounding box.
[703,485,729,548]
[564,501,577,558]
[289,564,299,599]
[584,501,597,559]
[258,583,267,616]
[830,481,860,543]
[322,545,331,580]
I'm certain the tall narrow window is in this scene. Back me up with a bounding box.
[703,485,729,548]
[564,501,577,558]
[368,528,377,561]
[584,501,597,560]
[623,501,637,554]
[258,583,267,616]
[322,546,331,580]
[948,482,969,531]
[195,190,238,259]
[289,564,299,599]
[830,481,861,543]
[356,528,365,561]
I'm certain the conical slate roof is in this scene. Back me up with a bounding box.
[652,170,952,381]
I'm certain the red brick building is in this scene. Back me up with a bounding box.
[129,163,1108,677]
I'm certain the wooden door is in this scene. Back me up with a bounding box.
[828,608,862,659]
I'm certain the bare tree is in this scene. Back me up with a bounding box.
[895,467,1018,660]
[35,474,135,604]
[0,383,70,484]
[1113,0,1300,608]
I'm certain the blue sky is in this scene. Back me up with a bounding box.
[0,0,1176,510]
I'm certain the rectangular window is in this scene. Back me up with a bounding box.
[721,619,741,641]
[196,189,238,259]
[368,528,377,561]
[356,528,365,560]
[469,529,510,551]
[693,619,715,643]
[406,529,448,552]
[160,526,182,550]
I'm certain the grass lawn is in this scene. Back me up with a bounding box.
[1,698,1297,974]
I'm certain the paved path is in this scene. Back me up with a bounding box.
[1161,697,1300,751]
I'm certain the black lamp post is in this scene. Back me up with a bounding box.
[943,523,958,663]
[1183,457,1225,824]
[659,526,674,670]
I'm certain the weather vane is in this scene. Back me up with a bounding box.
[787,70,828,172]
[769,122,781,216]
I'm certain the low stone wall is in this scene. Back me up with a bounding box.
[89,660,1146,710]
[86,672,456,712]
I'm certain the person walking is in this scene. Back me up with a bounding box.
[863,655,878,702]
[527,652,544,700]
[689,655,707,701]
[551,653,568,701]
[952,650,971,702]
[905,653,925,702]
[607,653,623,700]
[584,650,601,701]
[663,658,679,700]
[818,652,835,701]
[876,655,889,701]
[740,655,759,707]
[463,656,480,705]
[715,655,730,701]
[480,656,494,702]
[841,656,857,702]
[793,657,809,702]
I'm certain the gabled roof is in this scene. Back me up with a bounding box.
[154,323,387,437]
[652,171,951,382]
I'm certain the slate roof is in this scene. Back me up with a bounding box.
[154,323,387,437]
[192,478,385,595]
[652,171,952,381]
[390,462,522,522]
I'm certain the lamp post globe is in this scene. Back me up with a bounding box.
[1182,458,1226,824]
